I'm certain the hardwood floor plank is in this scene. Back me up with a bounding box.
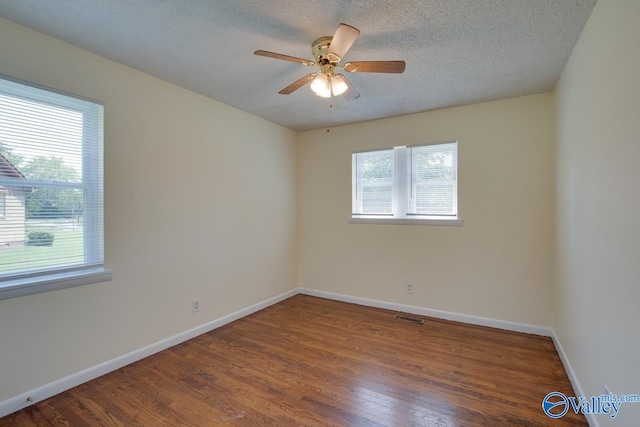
[0,295,587,426]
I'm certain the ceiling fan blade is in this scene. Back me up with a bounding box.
[279,73,316,94]
[343,61,406,73]
[254,50,315,66]
[339,74,360,101]
[327,23,360,62]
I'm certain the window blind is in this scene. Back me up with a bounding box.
[407,142,457,216]
[0,76,104,279]
[352,149,394,215]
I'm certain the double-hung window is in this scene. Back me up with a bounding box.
[352,141,460,224]
[0,75,110,299]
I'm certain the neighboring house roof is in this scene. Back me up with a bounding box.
[0,152,33,193]
[0,152,26,178]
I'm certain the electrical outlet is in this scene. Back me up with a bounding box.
[406,284,415,294]
[192,298,200,313]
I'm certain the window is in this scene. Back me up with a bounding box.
[351,148,394,215]
[0,75,110,299]
[352,141,460,224]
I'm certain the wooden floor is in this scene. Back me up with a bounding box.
[1,295,587,426]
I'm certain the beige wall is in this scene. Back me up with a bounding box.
[0,17,298,402]
[298,93,556,326]
[555,0,640,425]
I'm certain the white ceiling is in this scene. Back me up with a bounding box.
[0,0,596,131]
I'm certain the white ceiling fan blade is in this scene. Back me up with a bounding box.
[327,23,360,62]
[340,74,360,101]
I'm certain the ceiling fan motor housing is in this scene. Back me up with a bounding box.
[312,36,338,65]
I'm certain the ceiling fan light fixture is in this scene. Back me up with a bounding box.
[310,72,331,98]
[331,74,348,96]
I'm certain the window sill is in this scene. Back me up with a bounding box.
[0,267,112,300]
[349,217,463,226]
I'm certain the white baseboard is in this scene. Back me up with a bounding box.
[551,331,600,427]
[0,288,297,418]
[298,287,553,336]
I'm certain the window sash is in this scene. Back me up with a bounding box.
[352,149,394,215]
[407,142,458,216]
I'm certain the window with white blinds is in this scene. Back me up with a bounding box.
[352,141,458,221]
[408,142,457,216]
[352,149,394,215]
[0,75,106,292]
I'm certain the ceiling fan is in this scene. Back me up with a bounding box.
[255,23,405,100]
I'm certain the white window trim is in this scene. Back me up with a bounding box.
[351,141,461,225]
[0,267,112,300]
[349,217,463,226]
[0,74,111,300]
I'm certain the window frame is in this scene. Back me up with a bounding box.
[0,74,111,300]
[350,141,462,226]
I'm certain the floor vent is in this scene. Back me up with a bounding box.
[394,314,425,325]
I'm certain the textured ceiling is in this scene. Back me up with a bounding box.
[0,0,596,131]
